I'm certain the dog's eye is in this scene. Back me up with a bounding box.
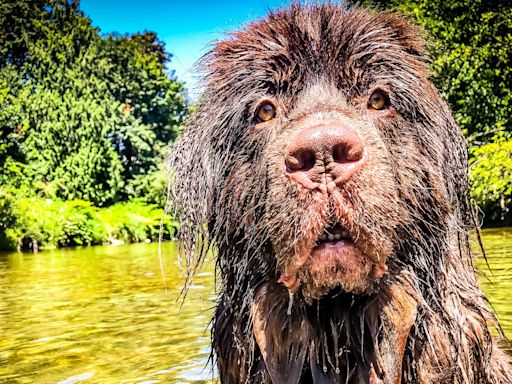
[256,101,276,122]
[368,90,389,110]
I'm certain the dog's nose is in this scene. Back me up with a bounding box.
[284,124,366,192]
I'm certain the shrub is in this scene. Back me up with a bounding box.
[0,191,178,251]
[470,139,512,224]
[96,200,178,244]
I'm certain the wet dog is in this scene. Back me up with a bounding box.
[170,4,512,383]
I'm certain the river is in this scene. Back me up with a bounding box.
[0,229,511,383]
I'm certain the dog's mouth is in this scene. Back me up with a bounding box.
[317,222,351,243]
[279,222,388,301]
[310,223,363,275]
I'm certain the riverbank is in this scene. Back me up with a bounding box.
[0,192,177,252]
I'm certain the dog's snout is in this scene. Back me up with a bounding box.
[285,124,366,191]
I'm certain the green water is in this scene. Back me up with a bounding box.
[0,229,511,383]
[0,243,217,383]
[475,228,512,350]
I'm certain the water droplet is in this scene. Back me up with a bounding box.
[287,292,294,315]
[323,366,327,373]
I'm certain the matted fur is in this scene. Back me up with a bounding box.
[169,3,511,383]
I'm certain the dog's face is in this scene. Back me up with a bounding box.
[172,5,466,303]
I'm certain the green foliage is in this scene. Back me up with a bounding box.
[0,63,26,180]
[4,197,103,249]
[96,200,178,244]
[0,0,47,66]
[0,0,187,251]
[98,32,187,201]
[0,191,178,251]
[125,163,170,207]
[470,140,512,224]
[0,189,16,249]
[0,0,187,206]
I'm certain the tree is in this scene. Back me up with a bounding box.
[470,138,512,225]
[0,0,47,67]
[98,32,187,201]
[0,0,187,206]
[6,0,126,204]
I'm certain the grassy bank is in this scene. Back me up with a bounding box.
[0,190,177,252]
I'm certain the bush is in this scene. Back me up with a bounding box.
[96,200,178,244]
[470,139,512,224]
[0,189,16,249]
[124,165,169,207]
[0,191,178,251]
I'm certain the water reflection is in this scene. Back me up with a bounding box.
[0,243,216,383]
[0,229,510,382]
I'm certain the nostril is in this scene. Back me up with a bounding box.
[285,150,315,172]
[333,142,364,163]
[333,144,348,163]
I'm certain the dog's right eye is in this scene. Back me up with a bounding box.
[368,89,389,110]
[256,101,277,123]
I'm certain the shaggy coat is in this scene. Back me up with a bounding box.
[169,4,512,383]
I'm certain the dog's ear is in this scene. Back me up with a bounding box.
[167,107,219,271]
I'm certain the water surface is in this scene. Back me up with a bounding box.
[0,229,511,383]
[475,228,512,351]
[0,243,216,383]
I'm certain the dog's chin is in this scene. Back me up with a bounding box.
[295,239,388,303]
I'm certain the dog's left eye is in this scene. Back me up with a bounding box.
[368,90,389,110]
[256,101,277,122]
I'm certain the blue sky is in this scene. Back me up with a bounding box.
[80,0,295,98]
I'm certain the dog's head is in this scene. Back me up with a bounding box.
[170,4,469,302]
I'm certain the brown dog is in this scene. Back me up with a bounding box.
[170,4,512,383]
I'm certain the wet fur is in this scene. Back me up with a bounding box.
[169,4,512,383]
